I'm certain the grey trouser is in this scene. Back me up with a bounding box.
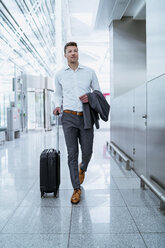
[61,112,94,189]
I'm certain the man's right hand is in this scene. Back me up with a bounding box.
[53,107,61,115]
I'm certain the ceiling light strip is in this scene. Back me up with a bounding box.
[0,0,52,75]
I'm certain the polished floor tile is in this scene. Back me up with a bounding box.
[0,207,16,232]
[113,177,141,189]
[2,206,71,234]
[0,168,39,179]
[120,189,159,207]
[111,165,138,178]
[83,166,118,190]
[70,206,138,234]
[142,233,165,248]
[0,234,68,248]
[1,128,164,247]
[69,233,146,248]
[128,206,165,232]
[74,188,126,207]
[20,189,74,207]
[0,189,28,208]
[110,157,138,178]
[0,178,36,191]
[83,180,118,190]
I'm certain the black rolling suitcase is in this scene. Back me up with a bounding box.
[40,115,60,198]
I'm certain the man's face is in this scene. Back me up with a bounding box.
[65,46,79,64]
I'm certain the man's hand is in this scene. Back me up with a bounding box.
[79,94,88,103]
[53,107,61,115]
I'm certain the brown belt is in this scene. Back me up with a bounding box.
[63,110,83,116]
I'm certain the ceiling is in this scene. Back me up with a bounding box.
[0,0,58,76]
[67,0,146,91]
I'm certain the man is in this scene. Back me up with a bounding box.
[53,41,101,204]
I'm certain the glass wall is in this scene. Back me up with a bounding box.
[27,90,44,129]
[0,61,15,127]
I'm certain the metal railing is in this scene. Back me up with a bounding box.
[107,141,165,211]
[107,141,132,170]
[140,175,165,211]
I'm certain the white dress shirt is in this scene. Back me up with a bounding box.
[55,64,101,112]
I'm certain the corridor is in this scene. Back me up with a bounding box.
[0,127,165,247]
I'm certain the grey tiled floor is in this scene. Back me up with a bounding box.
[0,128,165,247]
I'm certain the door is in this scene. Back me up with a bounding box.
[133,84,147,176]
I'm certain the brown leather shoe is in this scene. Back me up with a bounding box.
[71,189,81,204]
[79,167,85,184]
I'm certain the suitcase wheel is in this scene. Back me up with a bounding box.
[41,191,45,198]
[54,190,57,197]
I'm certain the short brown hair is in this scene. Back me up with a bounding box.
[64,42,78,54]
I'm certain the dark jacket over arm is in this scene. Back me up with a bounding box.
[83,90,110,129]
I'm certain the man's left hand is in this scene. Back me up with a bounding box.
[79,94,88,103]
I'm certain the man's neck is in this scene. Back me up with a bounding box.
[68,62,79,71]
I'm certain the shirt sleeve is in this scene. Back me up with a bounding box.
[55,74,62,107]
[91,70,101,91]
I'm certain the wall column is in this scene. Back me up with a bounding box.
[109,17,146,99]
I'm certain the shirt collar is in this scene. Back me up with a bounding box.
[64,63,84,71]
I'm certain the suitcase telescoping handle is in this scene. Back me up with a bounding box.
[56,114,59,152]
